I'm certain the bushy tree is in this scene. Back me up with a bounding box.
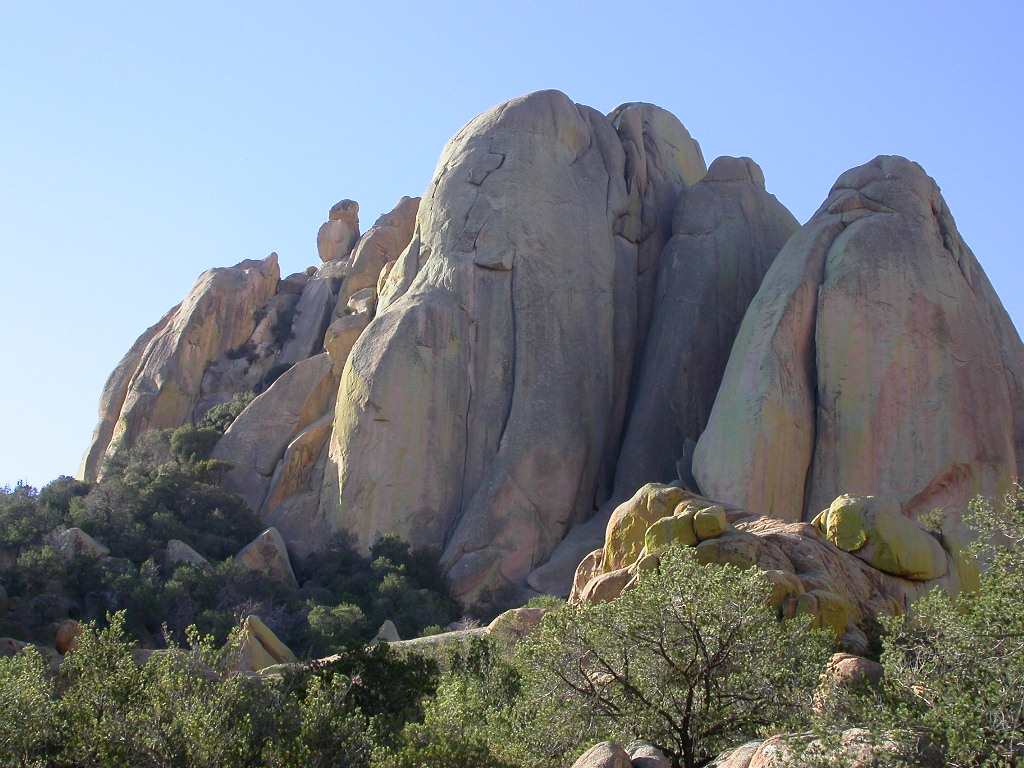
[516,547,832,768]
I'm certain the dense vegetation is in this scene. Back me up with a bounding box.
[0,408,459,656]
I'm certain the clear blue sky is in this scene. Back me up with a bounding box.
[1,1,1021,488]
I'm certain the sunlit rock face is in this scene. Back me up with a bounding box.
[324,90,708,600]
[79,255,280,480]
[692,155,1024,530]
[81,92,1024,608]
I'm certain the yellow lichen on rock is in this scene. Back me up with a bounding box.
[693,504,728,540]
[236,615,298,673]
[813,494,948,581]
[604,484,690,571]
[796,589,851,636]
[942,533,981,593]
[644,511,698,553]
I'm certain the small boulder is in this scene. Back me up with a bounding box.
[54,528,109,560]
[626,740,671,768]
[372,620,401,644]
[55,619,83,655]
[317,199,360,263]
[165,540,211,570]
[235,615,299,673]
[708,740,763,768]
[0,637,27,657]
[236,528,298,587]
[644,512,697,552]
[812,495,948,581]
[694,505,728,540]
[605,484,690,571]
[487,606,549,640]
[570,741,633,768]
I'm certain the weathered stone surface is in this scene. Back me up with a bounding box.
[614,157,798,500]
[78,306,176,481]
[324,289,374,374]
[372,619,401,644]
[570,741,633,768]
[526,511,610,597]
[317,199,359,263]
[708,740,762,768]
[326,90,656,600]
[486,606,549,639]
[693,156,1024,529]
[260,415,335,557]
[214,353,337,513]
[235,615,298,672]
[54,528,109,560]
[572,484,979,653]
[236,528,297,587]
[335,196,419,312]
[604,484,689,571]
[83,255,280,468]
[165,539,211,570]
[55,619,83,655]
[0,637,27,658]
[608,102,707,355]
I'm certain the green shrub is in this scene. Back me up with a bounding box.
[169,425,221,464]
[512,547,833,768]
[199,391,255,434]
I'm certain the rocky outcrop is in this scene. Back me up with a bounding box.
[324,90,707,601]
[54,528,109,560]
[80,91,1024,618]
[214,354,336,507]
[612,157,799,499]
[79,255,280,476]
[571,483,977,654]
[235,615,299,673]
[335,195,419,312]
[165,539,212,570]
[316,199,359,263]
[236,528,297,588]
[692,156,1024,529]
[78,307,176,481]
[571,742,634,768]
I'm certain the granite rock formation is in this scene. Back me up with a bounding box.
[692,156,1024,531]
[80,91,1024,612]
[324,90,707,600]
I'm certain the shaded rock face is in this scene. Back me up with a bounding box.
[612,156,800,501]
[324,90,706,600]
[692,156,1024,529]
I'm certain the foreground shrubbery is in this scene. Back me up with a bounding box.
[5,418,1024,768]
[0,613,440,768]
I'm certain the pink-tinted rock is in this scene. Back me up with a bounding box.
[693,156,1024,530]
[82,255,280,469]
[570,741,633,768]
